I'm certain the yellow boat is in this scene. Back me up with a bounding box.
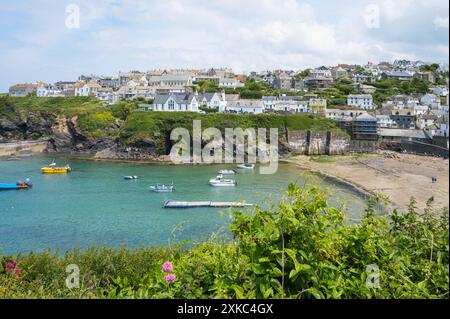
[41,162,72,174]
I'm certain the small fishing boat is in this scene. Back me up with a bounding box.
[0,179,32,190]
[237,163,255,170]
[218,169,236,175]
[150,183,175,193]
[41,161,71,174]
[124,176,139,180]
[209,175,237,187]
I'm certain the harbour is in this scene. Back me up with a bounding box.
[0,156,368,254]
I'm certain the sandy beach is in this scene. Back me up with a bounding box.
[285,153,449,213]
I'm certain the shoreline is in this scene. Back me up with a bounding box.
[280,158,376,203]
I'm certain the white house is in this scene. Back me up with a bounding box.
[95,88,119,105]
[262,96,278,111]
[218,78,245,89]
[420,94,441,108]
[197,92,227,109]
[36,85,63,97]
[275,100,309,113]
[418,114,438,129]
[433,86,449,97]
[153,93,199,112]
[223,99,264,114]
[347,94,374,110]
[148,73,194,92]
[414,104,430,116]
[376,115,397,128]
[435,116,449,137]
[326,109,368,121]
[73,81,86,96]
[75,80,102,97]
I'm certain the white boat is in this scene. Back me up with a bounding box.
[150,184,175,192]
[124,176,139,180]
[237,163,255,170]
[209,175,237,187]
[218,169,236,175]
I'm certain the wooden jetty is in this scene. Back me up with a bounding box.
[163,200,253,209]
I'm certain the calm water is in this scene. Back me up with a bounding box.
[0,156,367,254]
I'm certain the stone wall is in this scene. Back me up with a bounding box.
[287,130,351,155]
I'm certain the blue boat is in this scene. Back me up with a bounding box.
[0,179,32,190]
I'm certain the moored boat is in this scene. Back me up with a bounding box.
[237,163,255,170]
[124,176,139,180]
[41,161,71,174]
[209,174,237,187]
[150,184,175,193]
[218,169,236,175]
[0,179,32,190]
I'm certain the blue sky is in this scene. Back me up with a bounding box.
[0,0,448,92]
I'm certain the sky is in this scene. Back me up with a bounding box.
[0,0,449,92]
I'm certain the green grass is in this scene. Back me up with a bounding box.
[309,155,336,163]
[0,96,140,139]
[119,112,341,153]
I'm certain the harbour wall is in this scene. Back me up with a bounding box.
[286,130,379,155]
[287,130,352,155]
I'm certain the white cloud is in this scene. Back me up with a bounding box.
[434,16,449,29]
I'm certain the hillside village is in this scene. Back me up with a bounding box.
[7,60,450,146]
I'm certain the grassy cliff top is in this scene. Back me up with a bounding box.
[119,112,341,146]
[1,96,342,142]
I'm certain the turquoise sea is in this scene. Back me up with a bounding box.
[0,156,367,254]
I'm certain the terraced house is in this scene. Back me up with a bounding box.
[347,94,374,110]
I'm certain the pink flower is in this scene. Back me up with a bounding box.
[161,261,174,273]
[5,263,12,269]
[15,268,21,275]
[164,273,176,283]
[12,261,17,267]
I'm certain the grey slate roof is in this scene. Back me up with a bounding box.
[197,92,217,102]
[154,93,196,104]
[354,113,377,121]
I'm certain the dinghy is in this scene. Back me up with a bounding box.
[124,176,139,180]
[237,163,255,170]
[0,179,32,190]
[150,184,175,193]
[218,169,236,175]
